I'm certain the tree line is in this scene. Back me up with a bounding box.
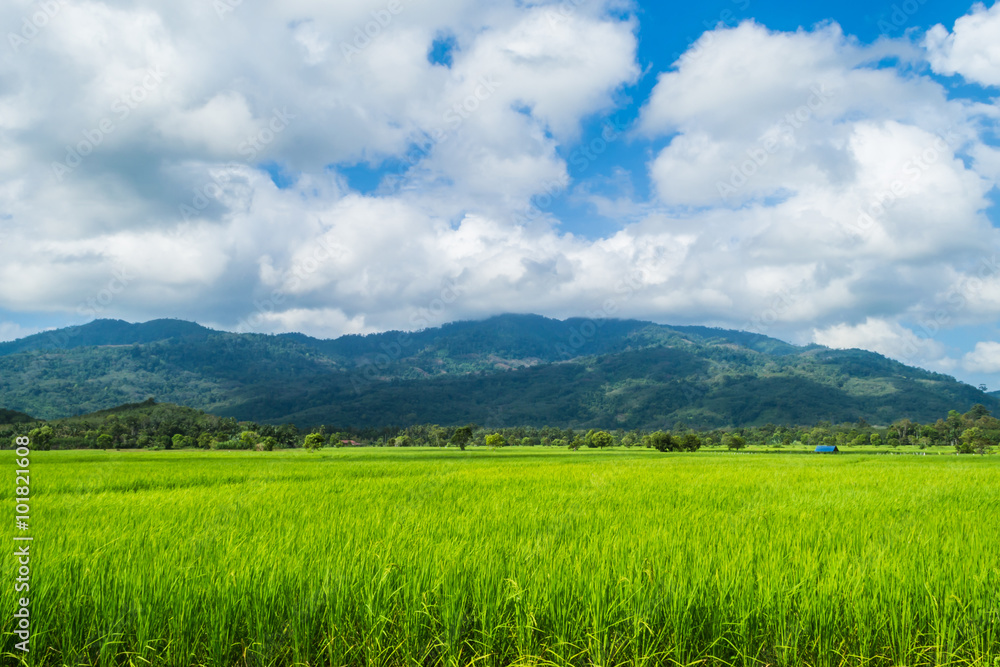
[3,399,998,455]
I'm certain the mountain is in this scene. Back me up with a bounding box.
[0,314,994,429]
[0,318,213,356]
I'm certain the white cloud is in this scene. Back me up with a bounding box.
[158,92,259,157]
[638,21,973,209]
[631,16,999,350]
[964,341,1000,373]
[812,317,948,366]
[925,2,1000,87]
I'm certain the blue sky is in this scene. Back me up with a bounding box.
[1,0,999,389]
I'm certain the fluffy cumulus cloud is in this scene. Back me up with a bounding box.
[0,0,642,333]
[636,14,999,369]
[1,0,1000,385]
[964,341,1000,373]
[812,317,950,370]
[925,1,1000,87]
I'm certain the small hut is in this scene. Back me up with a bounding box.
[815,445,839,453]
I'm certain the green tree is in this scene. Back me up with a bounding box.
[646,431,674,452]
[621,431,641,447]
[965,404,991,420]
[945,410,964,447]
[216,417,240,440]
[725,434,747,450]
[275,424,300,448]
[681,433,702,452]
[449,426,473,451]
[97,433,113,449]
[589,430,615,449]
[485,433,506,449]
[28,425,54,450]
[303,433,325,451]
[959,427,993,455]
[891,418,914,446]
[239,430,261,450]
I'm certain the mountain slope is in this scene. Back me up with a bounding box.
[0,315,994,428]
[0,408,37,424]
[0,319,213,356]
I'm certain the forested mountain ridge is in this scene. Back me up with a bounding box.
[0,314,994,429]
[0,318,212,355]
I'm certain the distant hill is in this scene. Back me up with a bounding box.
[0,314,994,429]
[0,408,37,425]
[0,319,213,356]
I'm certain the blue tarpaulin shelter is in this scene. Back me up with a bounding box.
[815,445,839,453]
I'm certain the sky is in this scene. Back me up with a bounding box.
[1,0,999,388]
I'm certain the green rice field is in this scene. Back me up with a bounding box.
[3,448,999,666]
